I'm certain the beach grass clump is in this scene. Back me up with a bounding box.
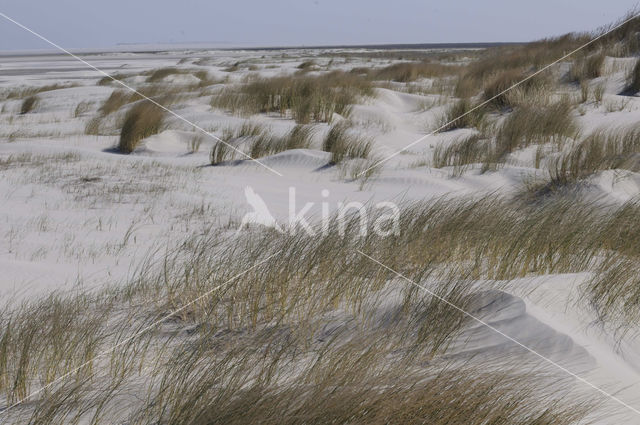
[623,58,640,94]
[0,83,76,101]
[483,100,577,169]
[97,73,128,86]
[144,67,213,86]
[210,123,316,165]
[438,98,485,131]
[118,101,165,153]
[322,121,372,164]
[454,34,587,98]
[211,71,372,123]
[146,67,185,82]
[593,11,640,56]
[432,134,487,176]
[209,141,233,165]
[297,60,316,70]
[280,123,316,150]
[548,125,640,186]
[19,95,39,114]
[568,51,605,83]
[209,121,269,165]
[481,69,551,110]
[99,90,138,116]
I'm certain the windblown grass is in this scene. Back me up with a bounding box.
[0,202,605,423]
[438,98,485,131]
[99,90,138,116]
[144,67,212,85]
[568,51,605,83]
[547,125,640,186]
[209,140,233,165]
[296,60,316,70]
[481,69,551,110]
[118,101,166,153]
[454,11,640,102]
[322,121,372,164]
[8,13,640,422]
[454,35,586,99]
[97,73,128,86]
[432,133,488,176]
[146,67,186,82]
[84,116,104,135]
[211,71,372,123]
[483,100,578,170]
[73,101,92,118]
[595,11,640,57]
[19,96,39,115]
[623,58,640,94]
[0,83,77,101]
[210,123,316,165]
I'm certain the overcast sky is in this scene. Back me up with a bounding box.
[0,1,637,51]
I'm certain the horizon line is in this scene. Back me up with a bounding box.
[0,41,524,57]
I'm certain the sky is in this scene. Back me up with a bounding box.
[0,1,637,51]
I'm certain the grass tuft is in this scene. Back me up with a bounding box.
[568,51,605,82]
[118,101,165,153]
[623,58,640,94]
[548,125,640,186]
[211,71,372,124]
[20,96,39,115]
[484,100,577,170]
[322,121,372,164]
[481,69,549,110]
[438,99,485,131]
[99,90,137,116]
[210,122,316,165]
[432,134,487,176]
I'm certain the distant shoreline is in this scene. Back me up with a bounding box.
[0,41,521,57]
